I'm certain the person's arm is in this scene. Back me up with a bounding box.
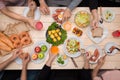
[39,0,50,15]
[79,53,92,80]
[68,0,83,11]
[89,0,98,29]
[0,49,22,71]
[28,0,33,5]
[21,53,30,80]
[62,0,83,22]
[0,7,36,29]
[21,64,27,80]
[0,56,14,71]
[36,50,58,80]
[92,64,102,79]
[92,55,106,80]
[1,8,28,23]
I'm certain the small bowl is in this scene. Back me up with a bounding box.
[35,21,43,30]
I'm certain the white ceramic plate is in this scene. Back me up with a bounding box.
[56,55,68,66]
[23,7,40,20]
[86,44,102,64]
[104,42,118,55]
[102,9,115,22]
[64,37,84,57]
[31,41,50,64]
[86,23,108,43]
[15,57,22,64]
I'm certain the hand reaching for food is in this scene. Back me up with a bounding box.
[27,1,37,19]
[91,18,98,29]
[46,46,59,67]
[22,53,30,66]
[39,0,50,15]
[11,49,23,60]
[62,8,71,22]
[27,18,38,29]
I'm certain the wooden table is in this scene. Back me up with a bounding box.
[0,7,120,70]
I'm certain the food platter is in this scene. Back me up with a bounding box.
[85,44,102,64]
[86,23,108,43]
[104,42,119,55]
[74,11,90,28]
[102,9,115,22]
[46,22,67,46]
[52,9,64,24]
[64,37,83,57]
[23,7,40,20]
[30,41,50,64]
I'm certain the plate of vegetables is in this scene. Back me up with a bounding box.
[102,9,115,22]
[64,37,83,57]
[56,54,68,66]
[74,11,90,28]
[46,22,67,46]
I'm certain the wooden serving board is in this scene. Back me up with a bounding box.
[0,22,33,56]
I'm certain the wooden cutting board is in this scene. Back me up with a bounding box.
[0,22,32,56]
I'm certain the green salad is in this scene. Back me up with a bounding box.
[46,22,67,46]
[57,56,64,64]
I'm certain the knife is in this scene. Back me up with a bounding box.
[71,57,78,68]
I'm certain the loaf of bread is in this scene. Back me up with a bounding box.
[91,27,103,38]
[0,32,14,49]
[0,40,12,52]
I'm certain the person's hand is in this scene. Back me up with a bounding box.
[27,18,37,29]
[11,49,22,60]
[28,1,37,10]
[49,50,58,62]
[39,0,50,15]
[97,55,107,67]
[91,9,98,29]
[46,50,58,67]
[83,52,90,69]
[62,8,71,22]
[22,53,30,66]
[91,18,98,29]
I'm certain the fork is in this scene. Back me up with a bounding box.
[99,6,103,24]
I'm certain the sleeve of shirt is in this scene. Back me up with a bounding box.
[89,0,98,11]
[68,0,83,10]
[36,65,51,80]
[94,77,102,80]
[0,1,5,10]
[80,69,92,80]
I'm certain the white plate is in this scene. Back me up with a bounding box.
[86,23,108,43]
[15,58,22,64]
[31,41,50,64]
[56,55,68,66]
[102,9,115,22]
[64,37,84,57]
[86,44,102,64]
[23,7,40,20]
[104,42,118,55]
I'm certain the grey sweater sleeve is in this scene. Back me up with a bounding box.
[68,0,83,10]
